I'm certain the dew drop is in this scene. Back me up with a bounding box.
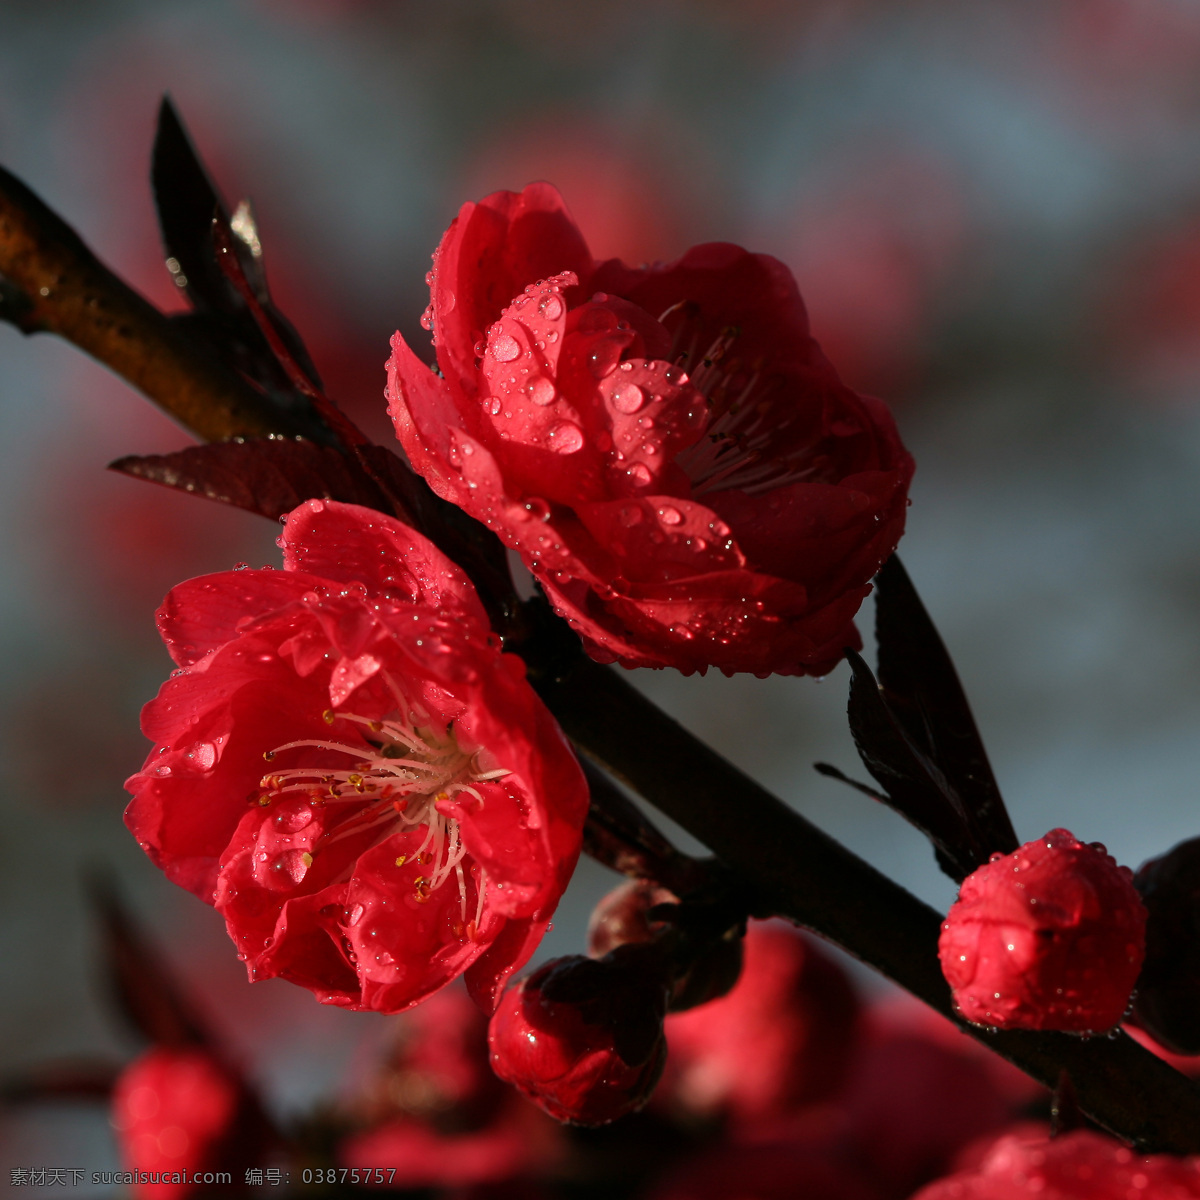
[658,506,683,526]
[347,903,365,927]
[547,422,584,454]
[184,741,217,770]
[626,462,652,486]
[484,397,502,416]
[539,294,564,320]
[611,382,645,414]
[489,331,520,362]
[527,377,557,406]
[274,807,314,833]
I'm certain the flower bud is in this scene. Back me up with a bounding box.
[1132,836,1200,1054]
[110,1048,244,1197]
[938,829,1147,1032]
[488,948,669,1126]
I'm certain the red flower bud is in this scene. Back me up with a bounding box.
[912,1129,1200,1198]
[488,950,669,1126]
[110,1048,245,1197]
[938,829,1147,1032]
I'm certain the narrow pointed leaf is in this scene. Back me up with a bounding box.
[89,876,210,1047]
[874,555,1017,856]
[846,649,982,880]
[152,97,323,404]
[110,439,400,523]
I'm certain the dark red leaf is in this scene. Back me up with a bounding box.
[846,649,983,880]
[109,438,395,523]
[874,556,1017,856]
[152,97,325,415]
[89,876,211,1048]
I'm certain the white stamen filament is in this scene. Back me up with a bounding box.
[256,685,505,937]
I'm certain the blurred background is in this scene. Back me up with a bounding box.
[4,0,1200,1185]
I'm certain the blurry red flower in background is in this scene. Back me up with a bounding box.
[340,984,562,1188]
[388,183,913,676]
[111,1048,247,1197]
[911,1129,1200,1199]
[662,922,860,1124]
[125,500,588,1015]
[938,829,1146,1032]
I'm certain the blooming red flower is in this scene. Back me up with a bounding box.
[124,500,588,1014]
[387,183,913,676]
[911,1129,1200,1199]
[110,1048,244,1197]
[663,921,860,1123]
[488,951,670,1125]
[938,829,1146,1031]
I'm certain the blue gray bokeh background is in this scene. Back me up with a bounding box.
[4,0,1200,1184]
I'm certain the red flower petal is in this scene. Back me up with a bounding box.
[126,503,587,1015]
[389,184,914,676]
[938,830,1147,1032]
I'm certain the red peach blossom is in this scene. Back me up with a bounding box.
[938,829,1146,1032]
[387,183,913,677]
[110,1048,243,1198]
[125,500,588,1015]
[911,1129,1200,1199]
[663,921,860,1123]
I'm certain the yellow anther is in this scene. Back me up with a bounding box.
[322,709,336,725]
[263,750,276,761]
[301,852,314,867]
[394,855,407,867]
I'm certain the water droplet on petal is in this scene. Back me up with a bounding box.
[539,294,564,320]
[612,382,645,414]
[347,903,365,927]
[657,506,683,526]
[489,331,520,362]
[274,807,314,833]
[626,462,652,486]
[527,377,557,406]
[547,422,584,454]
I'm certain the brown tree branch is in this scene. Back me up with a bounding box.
[0,165,313,442]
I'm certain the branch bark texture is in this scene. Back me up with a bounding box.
[0,165,306,442]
